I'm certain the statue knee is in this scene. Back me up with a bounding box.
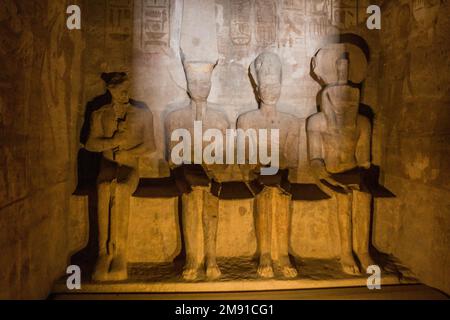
[97,181,110,193]
[116,181,131,195]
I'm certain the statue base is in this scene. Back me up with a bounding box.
[52,257,416,294]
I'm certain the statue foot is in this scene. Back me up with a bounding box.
[280,264,298,278]
[357,253,376,271]
[183,267,199,281]
[108,255,128,281]
[278,256,298,278]
[258,264,274,278]
[257,255,274,278]
[340,255,360,275]
[183,261,202,281]
[92,254,111,282]
[206,264,222,280]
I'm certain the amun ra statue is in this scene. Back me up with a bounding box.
[165,60,229,281]
[237,52,300,278]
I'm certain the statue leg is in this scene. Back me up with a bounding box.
[182,188,205,280]
[108,166,139,281]
[92,181,112,281]
[276,191,297,278]
[256,187,274,278]
[352,190,375,271]
[203,192,221,280]
[336,191,360,275]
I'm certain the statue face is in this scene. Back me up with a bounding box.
[336,58,349,83]
[252,52,282,105]
[185,64,213,101]
[324,86,359,116]
[257,75,281,105]
[109,80,131,104]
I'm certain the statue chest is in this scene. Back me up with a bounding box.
[321,130,358,161]
[168,114,224,136]
[100,109,126,137]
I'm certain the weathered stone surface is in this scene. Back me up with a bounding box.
[1,0,449,298]
[52,257,413,293]
[128,197,181,263]
[374,0,450,295]
[216,199,257,258]
[0,0,84,299]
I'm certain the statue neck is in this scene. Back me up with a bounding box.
[260,103,277,118]
[325,110,357,130]
[191,100,207,121]
[323,85,359,130]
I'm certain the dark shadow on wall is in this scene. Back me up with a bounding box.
[71,92,111,276]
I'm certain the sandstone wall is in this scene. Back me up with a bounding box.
[0,0,85,299]
[373,0,450,294]
[1,0,448,299]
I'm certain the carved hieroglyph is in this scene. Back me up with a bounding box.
[307,43,375,274]
[230,0,252,45]
[85,73,156,281]
[105,0,133,70]
[140,0,170,53]
[237,52,300,278]
[165,61,230,280]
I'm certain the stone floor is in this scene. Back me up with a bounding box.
[51,284,448,300]
[53,256,420,294]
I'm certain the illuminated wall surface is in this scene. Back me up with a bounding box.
[0,0,449,299]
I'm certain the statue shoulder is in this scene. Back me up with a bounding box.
[164,107,191,129]
[206,108,230,128]
[357,114,371,130]
[278,111,299,124]
[306,112,325,132]
[128,104,152,117]
[237,109,259,128]
[91,105,111,119]
[127,106,153,127]
[167,107,190,119]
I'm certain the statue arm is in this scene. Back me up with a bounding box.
[85,112,119,152]
[236,116,258,180]
[356,116,371,169]
[306,117,327,178]
[123,110,157,156]
[307,117,348,191]
[283,119,299,168]
[164,115,179,168]
[307,131,328,179]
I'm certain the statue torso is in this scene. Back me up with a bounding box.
[237,109,299,170]
[311,85,361,173]
[95,103,147,166]
[165,104,239,182]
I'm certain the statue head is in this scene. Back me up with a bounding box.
[336,52,350,84]
[102,72,131,104]
[250,52,282,105]
[183,61,215,102]
[312,42,368,86]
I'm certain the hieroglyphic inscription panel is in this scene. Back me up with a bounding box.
[141,0,170,53]
[105,0,134,69]
[230,0,252,45]
[255,0,277,47]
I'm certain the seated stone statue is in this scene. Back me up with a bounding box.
[165,59,230,281]
[237,52,300,278]
[307,48,375,275]
[85,72,156,281]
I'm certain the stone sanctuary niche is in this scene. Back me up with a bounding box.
[1,0,449,299]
